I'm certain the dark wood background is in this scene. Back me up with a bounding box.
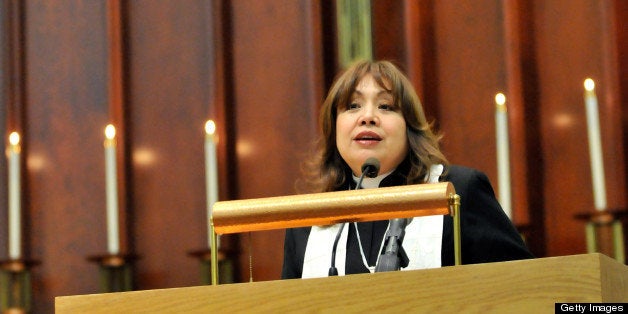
[0,0,626,312]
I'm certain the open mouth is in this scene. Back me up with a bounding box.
[354,131,382,143]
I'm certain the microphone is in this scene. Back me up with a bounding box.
[328,158,381,276]
[360,157,381,182]
[374,218,410,272]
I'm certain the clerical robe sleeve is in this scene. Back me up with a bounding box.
[442,166,534,265]
[282,226,310,279]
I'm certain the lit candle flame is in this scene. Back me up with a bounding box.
[495,93,506,106]
[495,93,506,111]
[584,78,595,92]
[105,124,116,140]
[205,120,216,135]
[9,132,20,146]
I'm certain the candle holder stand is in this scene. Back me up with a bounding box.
[87,254,138,293]
[575,209,627,264]
[188,248,235,285]
[0,259,38,313]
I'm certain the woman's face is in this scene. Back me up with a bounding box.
[335,74,408,176]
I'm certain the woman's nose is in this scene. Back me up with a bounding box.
[358,106,378,125]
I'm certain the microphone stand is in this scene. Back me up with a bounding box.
[374,218,410,272]
[328,223,345,276]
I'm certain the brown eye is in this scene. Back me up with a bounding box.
[348,103,360,110]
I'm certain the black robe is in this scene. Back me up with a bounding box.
[281,163,534,279]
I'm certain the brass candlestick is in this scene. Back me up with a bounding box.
[188,248,235,285]
[0,259,38,313]
[87,254,138,292]
[575,209,626,264]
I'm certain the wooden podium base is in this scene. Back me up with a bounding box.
[87,254,138,293]
[0,259,39,313]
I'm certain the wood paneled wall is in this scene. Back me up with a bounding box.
[18,0,112,308]
[227,0,323,281]
[0,1,626,312]
[537,0,626,255]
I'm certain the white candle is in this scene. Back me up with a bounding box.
[205,120,219,248]
[104,124,120,254]
[495,93,512,219]
[583,78,607,211]
[7,132,21,259]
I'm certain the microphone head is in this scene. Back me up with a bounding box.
[361,157,380,178]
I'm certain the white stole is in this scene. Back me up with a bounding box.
[302,164,444,278]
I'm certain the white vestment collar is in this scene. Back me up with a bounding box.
[302,164,444,278]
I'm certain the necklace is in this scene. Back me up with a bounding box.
[348,172,392,273]
[353,221,389,273]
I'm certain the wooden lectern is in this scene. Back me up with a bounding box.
[55,253,627,313]
[55,183,628,312]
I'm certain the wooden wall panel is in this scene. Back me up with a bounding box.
[125,0,214,290]
[373,0,520,205]
[423,0,541,231]
[401,0,438,118]
[371,0,406,64]
[508,0,547,254]
[22,1,109,311]
[430,0,506,176]
[535,0,626,257]
[229,0,323,282]
[371,0,438,121]
[372,0,545,256]
[619,0,628,213]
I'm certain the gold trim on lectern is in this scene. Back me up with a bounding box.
[210,182,460,285]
